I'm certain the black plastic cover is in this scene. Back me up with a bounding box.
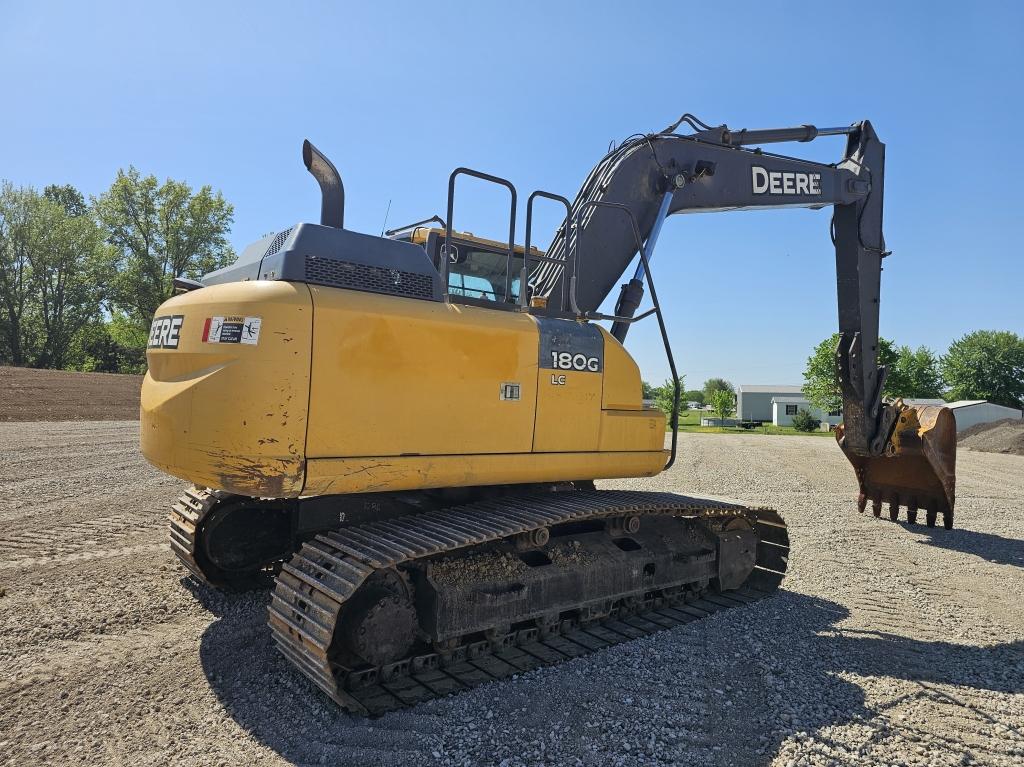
[203,223,443,301]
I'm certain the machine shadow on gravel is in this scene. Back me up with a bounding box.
[192,583,1024,766]
[193,578,437,767]
[898,523,1024,568]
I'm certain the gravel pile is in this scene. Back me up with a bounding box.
[548,539,594,567]
[429,550,528,586]
[958,418,1024,456]
[429,540,593,587]
[1,423,1022,766]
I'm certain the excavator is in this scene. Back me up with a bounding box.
[141,114,957,715]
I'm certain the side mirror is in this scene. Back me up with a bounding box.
[441,243,463,264]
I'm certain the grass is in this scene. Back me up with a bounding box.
[677,424,834,437]
[668,408,835,437]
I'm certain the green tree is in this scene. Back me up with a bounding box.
[889,345,944,400]
[641,381,656,400]
[44,184,89,218]
[791,408,821,432]
[682,389,705,406]
[74,314,148,373]
[941,330,1024,408]
[94,167,234,331]
[654,375,686,421]
[710,388,734,424]
[702,378,734,401]
[803,333,900,413]
[25,194,108,368]
[0,182,35,365]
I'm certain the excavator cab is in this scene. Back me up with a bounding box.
[385,225,539,306]
[432,230,526,304]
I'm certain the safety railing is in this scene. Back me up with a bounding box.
[442,170,680,469]
[572,197,681,469]
[444,168,517,303]
[522,190,572,312]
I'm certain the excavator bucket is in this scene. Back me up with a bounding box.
[836,403,957,529]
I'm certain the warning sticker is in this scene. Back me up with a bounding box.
[202,316,262,345]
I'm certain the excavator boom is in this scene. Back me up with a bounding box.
[531,116,956,527]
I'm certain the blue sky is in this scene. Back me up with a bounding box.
[2,1,1021,386]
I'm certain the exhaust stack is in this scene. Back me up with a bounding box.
[302,139,344,229]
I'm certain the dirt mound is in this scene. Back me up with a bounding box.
[0,365,142,421]
[957,418,1024,456]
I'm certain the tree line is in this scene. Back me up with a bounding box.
[0,171,234,373]
[642,376,735,422]
[643,328,1024,428]
[804,332,1024,411]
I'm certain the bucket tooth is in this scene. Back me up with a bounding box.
[888,498,900,522]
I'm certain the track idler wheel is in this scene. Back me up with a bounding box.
[169,487,293,591]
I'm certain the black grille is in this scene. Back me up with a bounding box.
[304,255,435,299]
[264,227,294,258]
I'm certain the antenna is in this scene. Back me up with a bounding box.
[380,199,392,236]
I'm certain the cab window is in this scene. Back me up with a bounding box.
[435,239,523,304]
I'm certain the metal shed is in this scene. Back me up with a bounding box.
[771,396,843,428]
[945,400,1023,432]
[737,385,803,422]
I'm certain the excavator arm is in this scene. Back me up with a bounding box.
[534,116,956,527]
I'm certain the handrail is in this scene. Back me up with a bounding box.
[522,190,572,311]
[384,214,447,238]
[573,197,681,469]
[444,168,517,303]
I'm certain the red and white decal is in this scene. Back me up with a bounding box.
[202,315,262,345]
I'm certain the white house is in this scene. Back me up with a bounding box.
[945,400,1023,432]
[771,396,843,428]
[737,385,803,422]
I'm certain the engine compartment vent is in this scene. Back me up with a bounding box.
[264,228,294,258]
[304,255,436,300]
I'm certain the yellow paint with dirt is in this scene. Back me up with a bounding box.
[140,280,312,496]
[141,279,666,498]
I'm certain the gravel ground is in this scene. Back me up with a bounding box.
[1,422,1022,766]
[958,419,1024,456]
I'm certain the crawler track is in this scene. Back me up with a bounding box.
[268,489,788,715]
[168,486,221,582]
[168,486,271,589]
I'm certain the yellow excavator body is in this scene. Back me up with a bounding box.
[141,275,667,499]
